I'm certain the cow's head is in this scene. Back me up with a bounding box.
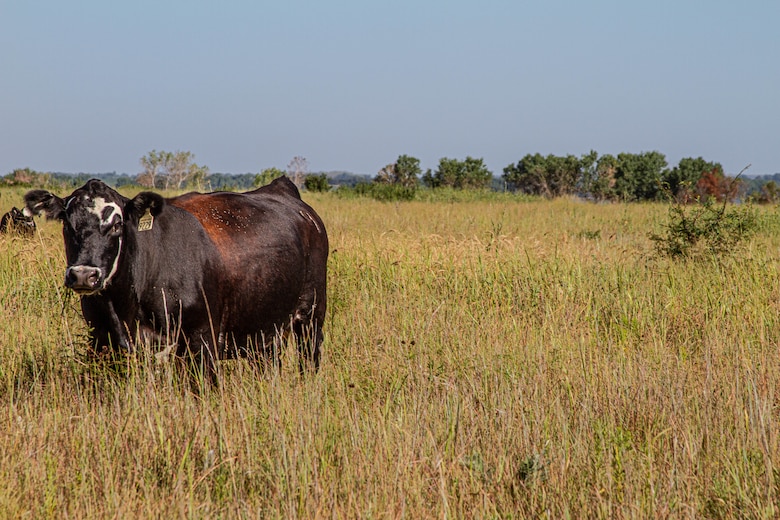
[0,207,36,235]
[24,179,164,295]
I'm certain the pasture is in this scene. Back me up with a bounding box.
[1,186,779,518]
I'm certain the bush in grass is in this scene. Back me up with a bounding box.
[650,197,758,259]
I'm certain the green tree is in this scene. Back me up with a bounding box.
[304,173,330,192]
[502,153,581,198]
[502,153,549,196]
[254,167,285,187]
[459,156,493,189]
[592,154,619,200]
[545,154,580,196]
[430,157,460,188]
[425,156,492,189]
[613,151,668,201]
[578,151,619,200]
[375,154,421,188]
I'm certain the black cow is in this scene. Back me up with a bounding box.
[0,207,36,236]
[24,177,328,380]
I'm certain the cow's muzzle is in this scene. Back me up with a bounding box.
[65,265,103,294]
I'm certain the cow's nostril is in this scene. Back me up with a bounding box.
[64,269,76,288]
[65,266,102,292]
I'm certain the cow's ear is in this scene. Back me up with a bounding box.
[24,190,66,221]
[127,192,166,220]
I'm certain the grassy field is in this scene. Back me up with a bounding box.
[1,187,779,518]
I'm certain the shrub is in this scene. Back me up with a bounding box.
[650,197,758,259]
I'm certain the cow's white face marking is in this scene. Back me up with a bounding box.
[105,236,123,287]
[88,196,123,226]
[70,196,125,291]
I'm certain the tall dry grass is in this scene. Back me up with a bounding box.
[1,190,779,518]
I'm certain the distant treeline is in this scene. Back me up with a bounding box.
[4,151,780,204]
[1,168,370,191]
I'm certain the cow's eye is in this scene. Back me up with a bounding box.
[108,221,123,237]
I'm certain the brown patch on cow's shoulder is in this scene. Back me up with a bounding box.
[169,193,253,256]
[172,194,237,231]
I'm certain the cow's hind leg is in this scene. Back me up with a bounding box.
[293,311,323,374]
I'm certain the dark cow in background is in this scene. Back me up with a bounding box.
[24,176,328,381]
[1,207,36,236]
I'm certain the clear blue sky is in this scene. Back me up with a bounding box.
[1,1,778,177]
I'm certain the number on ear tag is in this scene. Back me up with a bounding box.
[138,208,154,231]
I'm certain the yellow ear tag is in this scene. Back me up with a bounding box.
[138,208,154,231]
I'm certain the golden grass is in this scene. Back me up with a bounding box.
[1,190,779,518]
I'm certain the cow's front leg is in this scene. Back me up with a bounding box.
[82,296,132,354]
[105,299,133,351]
